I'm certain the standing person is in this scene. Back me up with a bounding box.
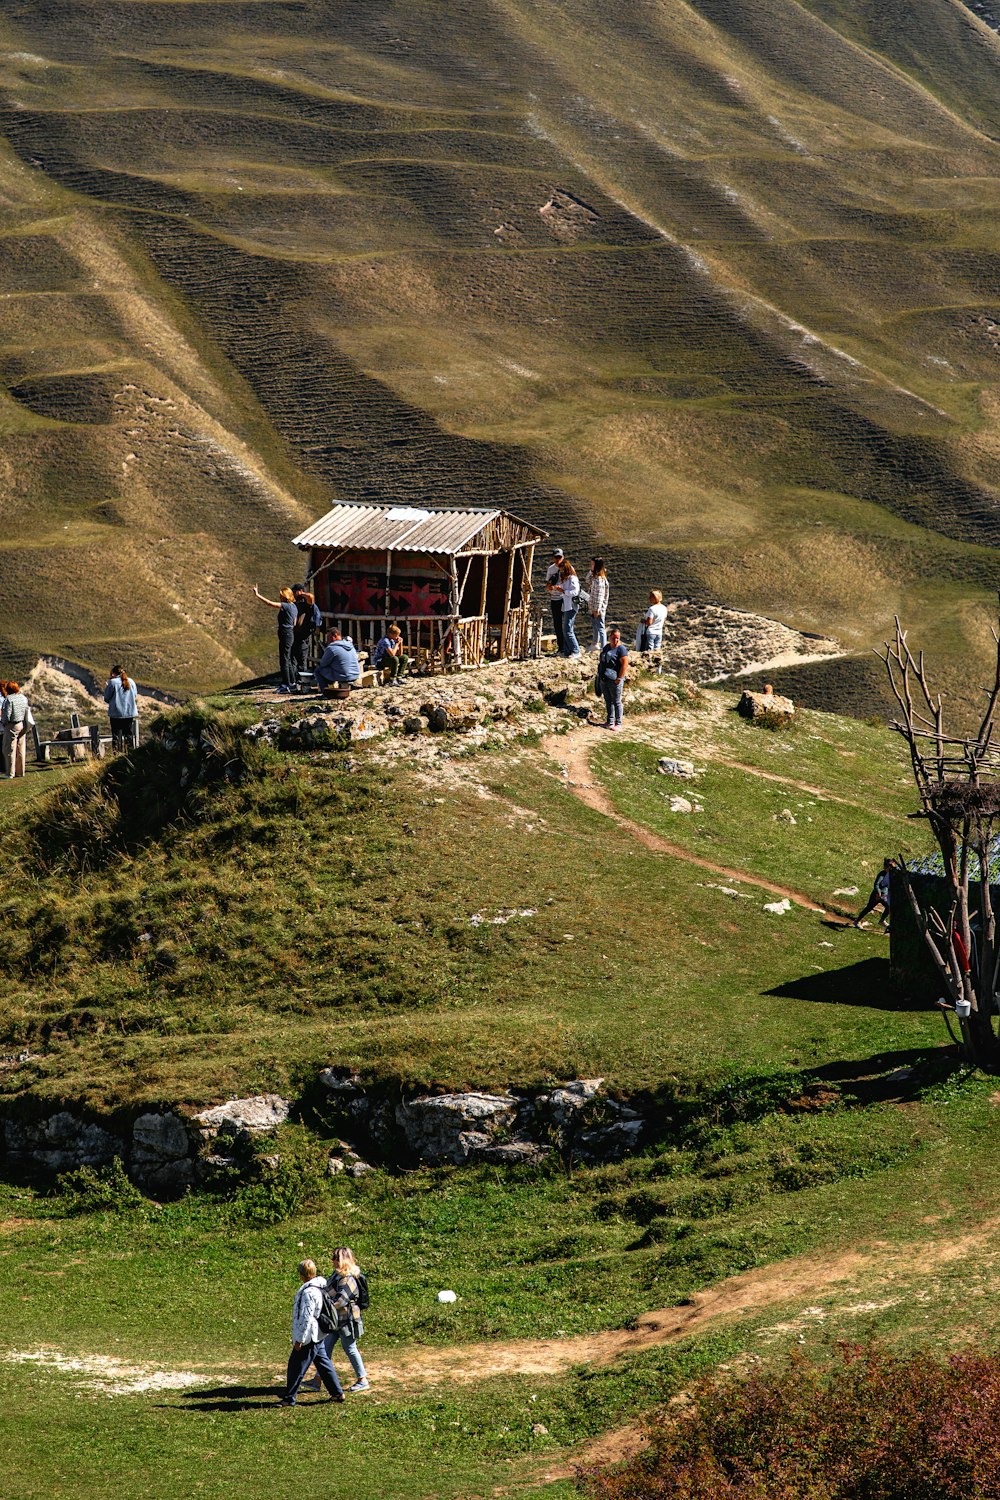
[304,1246,371,1395]
[598,628,628,730]
[854,860,896,931]
[314,629,361,692]
[554,560,581,657]
[103,665,139,752]
[1,682,34,779]
[639,590,668,652]
[254,585,298,694]
[291,588,323,685]
[586,558,609,651]
[279,1259,345,1407]
[374,625,411,684]
[545,548,566,655]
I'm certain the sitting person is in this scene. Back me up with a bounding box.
[374,625,410,683]
[314,630,361,693]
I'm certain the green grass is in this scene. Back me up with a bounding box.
[1,692,1000,1494]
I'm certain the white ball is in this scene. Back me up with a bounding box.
[437,1289,457,1303]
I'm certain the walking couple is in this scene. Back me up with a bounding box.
[281,1247,370,1407]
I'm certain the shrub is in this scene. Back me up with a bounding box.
[579,1343,1000,1499]
[56,1157,149,1216]
[227,1129,329,1227]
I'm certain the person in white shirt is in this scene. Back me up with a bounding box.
[1,682,34,779]
[553,560,581,657]
[586,558,610,650]
[279,1259,345,1406]
[641,590,668,651]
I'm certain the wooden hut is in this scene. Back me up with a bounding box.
[292,502,547,671]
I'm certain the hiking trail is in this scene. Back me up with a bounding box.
[540,728,848,918]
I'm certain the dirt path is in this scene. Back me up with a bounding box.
[370,1248,867,1385]
[540,729,846,918]
[707,756,864,810]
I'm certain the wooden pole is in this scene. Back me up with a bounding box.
[501,548,515,658]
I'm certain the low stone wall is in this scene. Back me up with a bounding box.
[0,1074,659,1196]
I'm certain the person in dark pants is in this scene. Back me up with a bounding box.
[546,547,566,654]
[103,665,139,752]
[854,859,896,930]
[280,1259,345,1407]
[254,585,298,693]
[598,628,628,729]
[292,587,323,684]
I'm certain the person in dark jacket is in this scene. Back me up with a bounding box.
[103,665,139,752]
[254,585,298,693]
[314,630,361,692]
[291,588,323,684]
[854,859,896,930]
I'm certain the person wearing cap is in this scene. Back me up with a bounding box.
[545,548,566,654]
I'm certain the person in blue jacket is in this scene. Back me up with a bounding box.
[314,630,361,692]
[103,665,139,752]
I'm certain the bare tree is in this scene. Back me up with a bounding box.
[880,617,1000,1066]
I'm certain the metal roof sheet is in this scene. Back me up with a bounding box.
[292,502,543,554]
[908,836,1000,884]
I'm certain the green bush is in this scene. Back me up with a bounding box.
[55,1157,149,1216]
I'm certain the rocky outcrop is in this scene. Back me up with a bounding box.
[130,1112,196,1195]
[0,1077,654,1196]
[394,1092,519,1165]
[738,688,795,720]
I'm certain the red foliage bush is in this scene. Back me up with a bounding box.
[580,1344,1000,1499]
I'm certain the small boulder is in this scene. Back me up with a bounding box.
[737,689,794,720]
[657,757,696,779]
[193,1095,292,1140]
[395,1092,518,1165]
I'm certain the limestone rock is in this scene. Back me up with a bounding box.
[3,1111,119,1175]
[657,757,696,779]
[132,1112,191,1162]
[395,1092,518,1164]
[318,1067,362,1096]
[547,1079,604,1127]
[478,1139,551,1167]
[577,1118,644,1161]
[193,1095,291,1140]
[737,689,794,720]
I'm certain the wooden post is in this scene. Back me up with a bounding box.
[32,724,48,764]
[501,548,515,658]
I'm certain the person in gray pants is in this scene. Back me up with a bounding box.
[598,628,628,729]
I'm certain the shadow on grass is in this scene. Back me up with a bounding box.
[766,957,911,1011]
[177,1382,292,1411]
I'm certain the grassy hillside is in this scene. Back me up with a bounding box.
[2,4,1000,705]
[2,689,1000,1498]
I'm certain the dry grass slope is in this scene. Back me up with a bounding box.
[1,2,1000,705]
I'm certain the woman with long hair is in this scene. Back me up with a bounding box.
[319,1246,370,1394]
[586,557,609,651]
[104,665,139,752]
[554,559,581,657]
[254,584,298,693]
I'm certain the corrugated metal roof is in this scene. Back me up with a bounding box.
[292,502,543,554]
[908,836,1000,884]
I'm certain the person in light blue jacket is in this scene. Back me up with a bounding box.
[103,665,139,752]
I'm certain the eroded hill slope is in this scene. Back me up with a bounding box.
[1,1,1000,701]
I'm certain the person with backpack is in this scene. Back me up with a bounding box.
[291,588,323,686]
[103,665,139,752]
[305,1246,371,1394]
[597,628,628,730]
[279,1258,345,1407]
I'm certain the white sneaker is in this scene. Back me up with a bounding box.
[349,1379,371,1394]
[300,1377,322,1392]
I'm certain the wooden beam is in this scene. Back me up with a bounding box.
[501,548,515,657]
